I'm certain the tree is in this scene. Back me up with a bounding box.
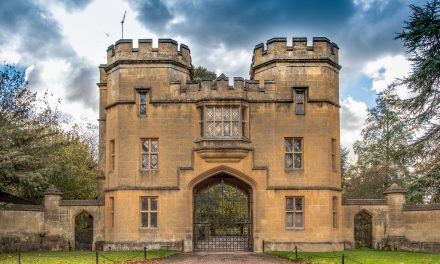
[389,0,440,203]
[0,64,97,202]
[193,66,217,80]
[345,92,412,198]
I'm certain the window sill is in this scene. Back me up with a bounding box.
[195,137,250,143]
[285,168,304,173]
[140,170,159,176]
[139,227,159,232]
[286,227,304,231]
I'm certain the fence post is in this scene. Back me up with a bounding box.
[262,240,265,253]
[144,246,147,260]
[18,248,21,264]
[182,239,184,252]
[95,250,98,264]
[342,254,345,264]
[295,246,298,260]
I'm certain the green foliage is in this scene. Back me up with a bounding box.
[0,64,97,202]
[196,183,248,235]
[193,66,217,80]
[345,93,412,198]
[389,0,440,203]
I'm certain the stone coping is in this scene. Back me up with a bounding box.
[342,198,387,205]
[403,204,440,211]
[59,199,104,206]
[0,203,44,211]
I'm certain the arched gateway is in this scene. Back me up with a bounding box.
[193,173,253,251]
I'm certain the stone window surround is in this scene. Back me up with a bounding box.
[285,196,304,230]
[285,137,303,170]
[135,87,150,117]
[196,101,249,141]
[110,197,114,228]
[332,196,338,228]
[293,87,307,115]
[109,139,115,172]
[140,196,158,229]
[140,138,159,171]
[331,138,337,172]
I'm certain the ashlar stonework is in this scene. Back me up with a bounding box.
[1,37,439,253]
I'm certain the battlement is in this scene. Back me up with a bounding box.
[251,37,339,74]
[106,38,192,68]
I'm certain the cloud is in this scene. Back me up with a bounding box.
[340,97,368,156]
[362,54,411,98]
[127,0,423,82]
[0,0,98,110]
[52,0,93,12]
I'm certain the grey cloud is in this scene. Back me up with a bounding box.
[54,0,93,12]
[65,59,98,110]
[0,0,97,109]
[129,0,425,80]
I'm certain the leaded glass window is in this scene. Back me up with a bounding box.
[285,138,303,169]
[140,197,158,228]
[139,93,147,115]
[296,91,305,115]
[203,106,242,138]
[141,139,158,170]
[286,197,304,228]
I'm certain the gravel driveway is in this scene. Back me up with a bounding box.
[158,252,298,263]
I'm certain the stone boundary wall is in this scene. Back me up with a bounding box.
[0,187,104,252]
[342,185,440,253]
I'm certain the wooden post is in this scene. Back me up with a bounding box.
[342,254,345,264]
[144,246,147,259]
[295,246,298,259]
[95,250,98,264]
[17,248,21,264]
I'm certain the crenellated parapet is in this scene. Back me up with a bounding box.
[251,37,340,78]
[106,38,192,69]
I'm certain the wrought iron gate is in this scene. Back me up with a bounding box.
[193,179,252,251]
[354,210,372,248]
[75,212,93,250]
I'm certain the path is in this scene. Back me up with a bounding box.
[158,252,299,263]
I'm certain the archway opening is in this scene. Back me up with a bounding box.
[193,173,252,251]
[354,210,372,248]
[75,211,93,250]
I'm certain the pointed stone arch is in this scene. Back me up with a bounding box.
[189,165,257,191]
[191,166,254,251]
[354,209,373,248]
[74,210,94,250]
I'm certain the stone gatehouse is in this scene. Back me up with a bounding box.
[1,37,439,253]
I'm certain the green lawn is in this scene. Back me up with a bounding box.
[269,248,440,264]
[0,250,178,264]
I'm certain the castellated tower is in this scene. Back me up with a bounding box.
[97,37,342,252]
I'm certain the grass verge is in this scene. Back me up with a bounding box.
[269,248,440,264]
[0,249,179,264]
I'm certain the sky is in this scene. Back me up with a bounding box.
[0,0,423,158]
